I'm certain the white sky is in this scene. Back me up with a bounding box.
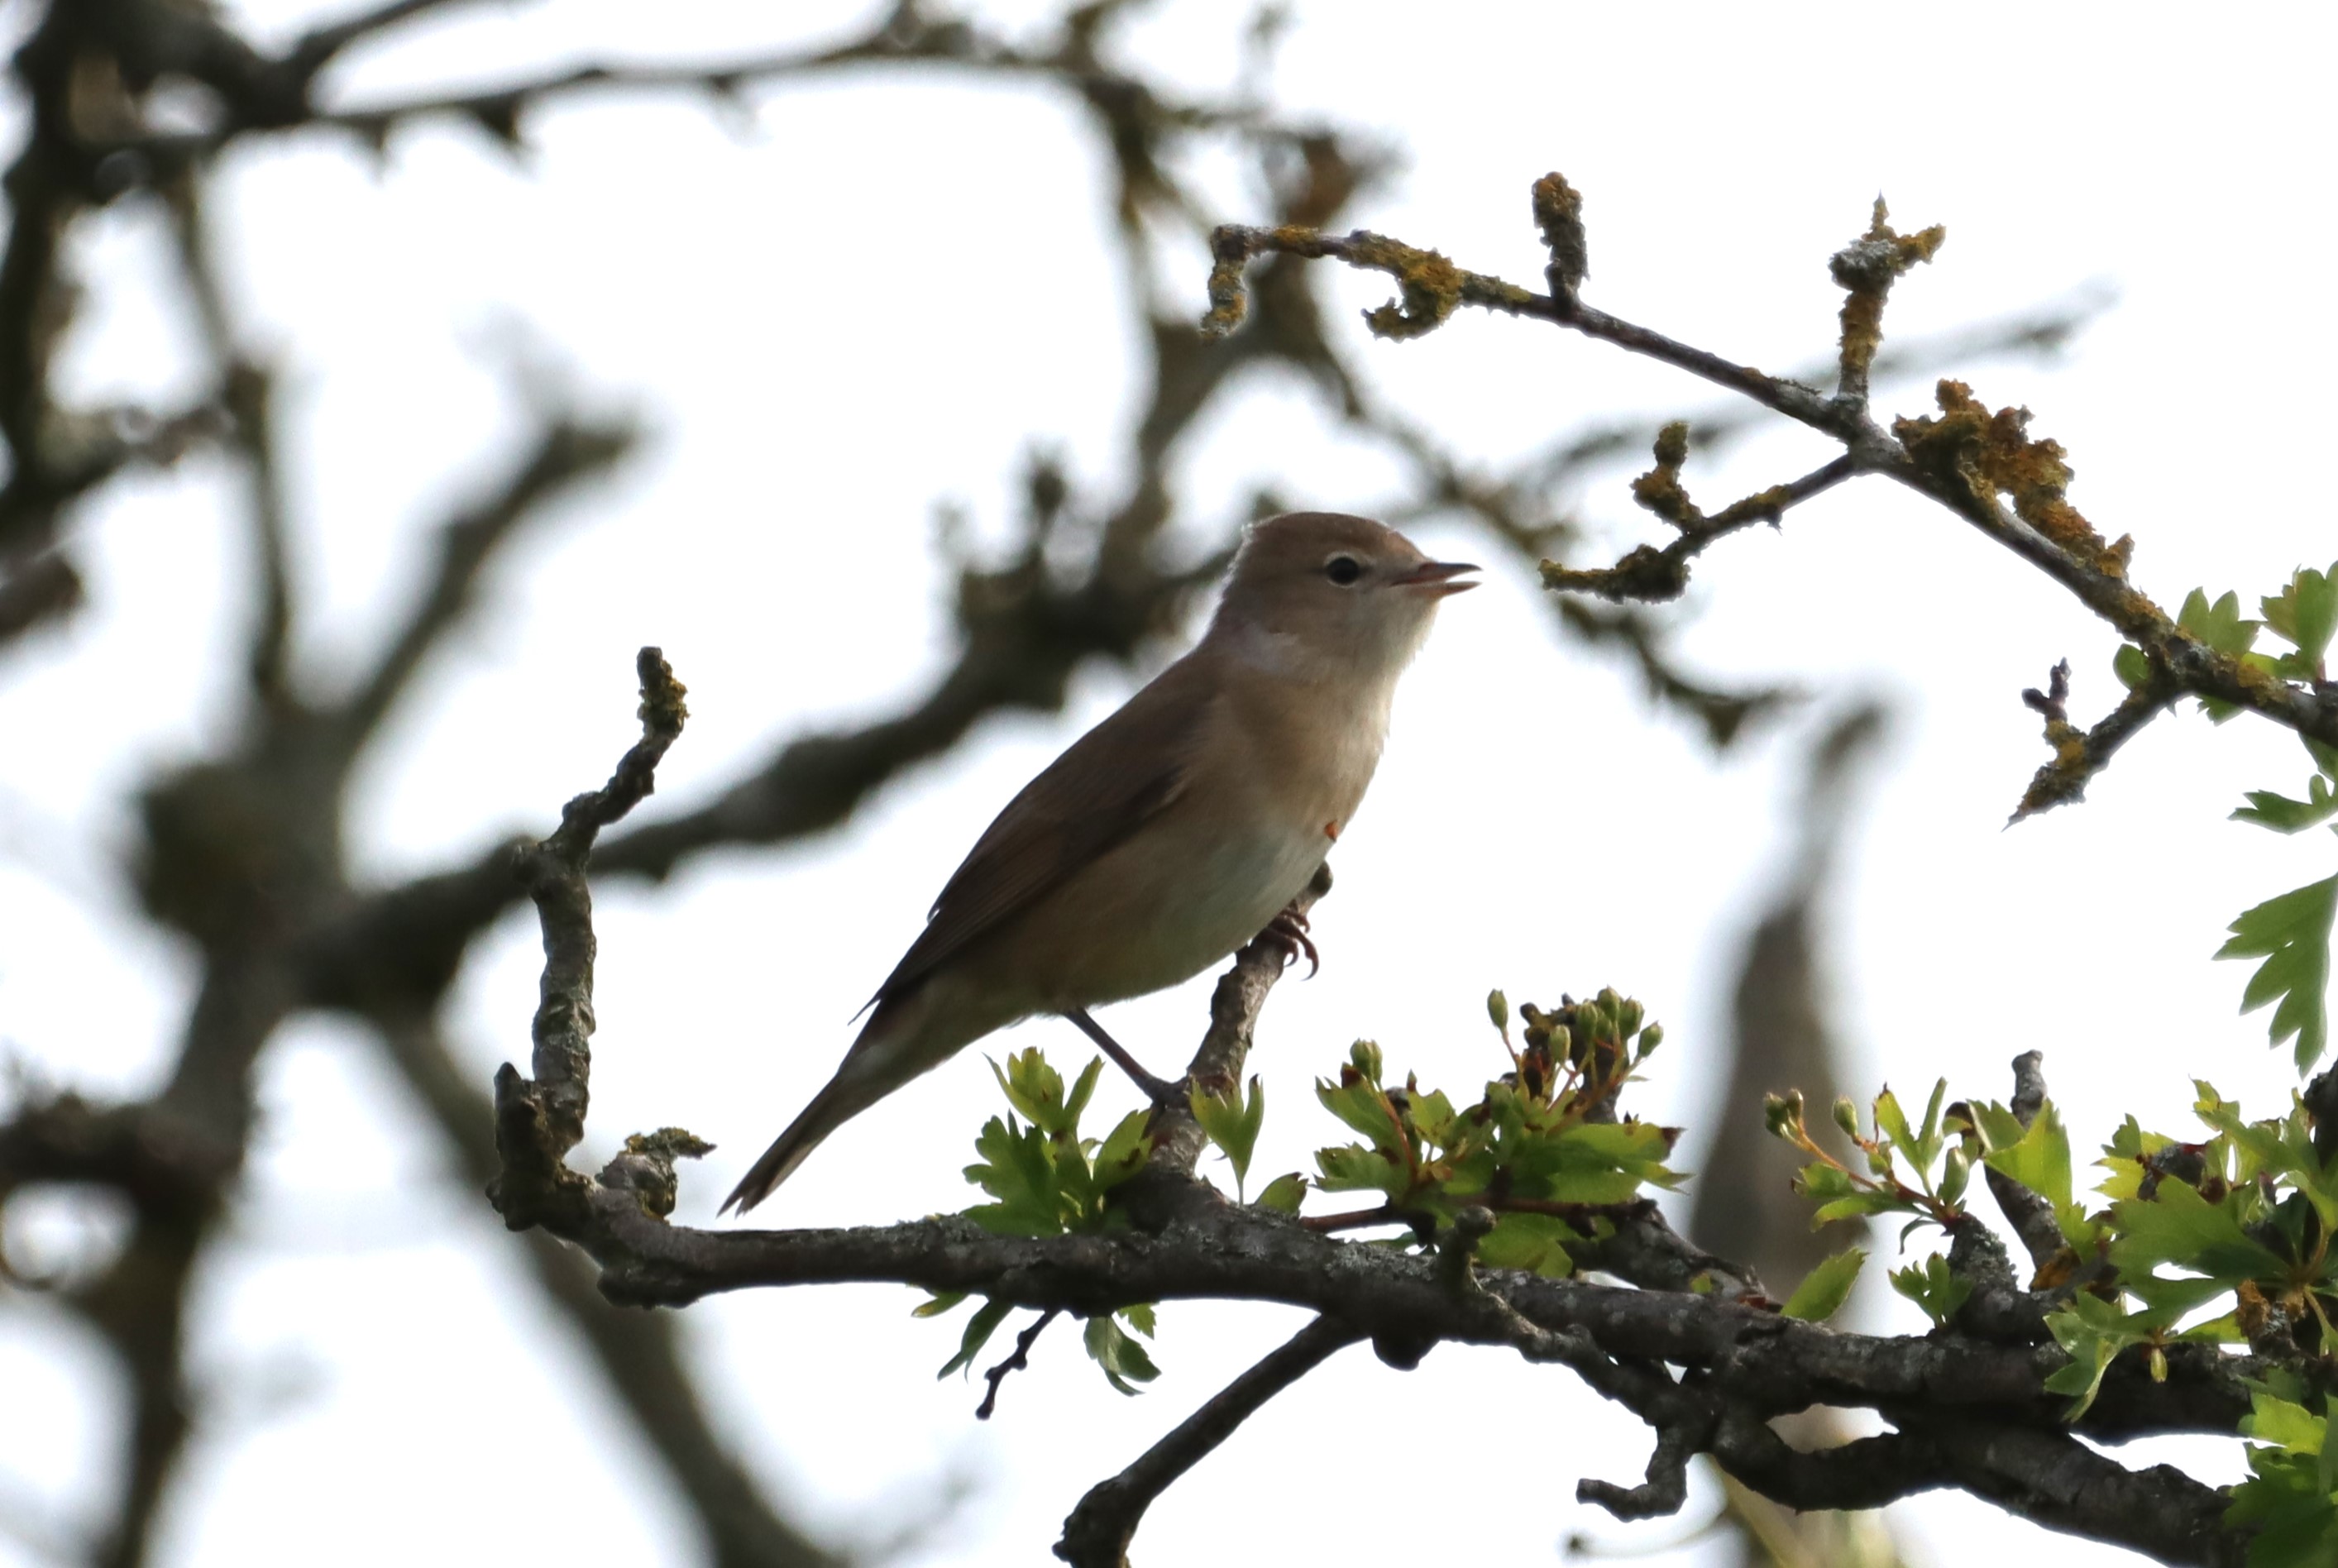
[3,2,2335,1564]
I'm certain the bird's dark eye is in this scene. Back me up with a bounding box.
[1324,555,1364,586]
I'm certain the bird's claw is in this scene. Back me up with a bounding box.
[1262,905,1321,978]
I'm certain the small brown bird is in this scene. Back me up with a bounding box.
[723,512,1476,1213]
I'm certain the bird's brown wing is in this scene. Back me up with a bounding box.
[865,652,1218,1008]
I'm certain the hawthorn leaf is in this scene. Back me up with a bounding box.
[2218,875,2338,1071]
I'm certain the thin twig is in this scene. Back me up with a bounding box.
[1202,211,2338,764]
[976,1307,1061,1420]
[336,415,637,748]
[1054,1315,1361,1566]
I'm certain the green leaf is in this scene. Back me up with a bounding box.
[1781,1248,1867,1322]
[2231,1392,2338,1567]
[2262,564,2338,667]
[2181,587,2261,656]
[2218,875,2338,1071]
[2179,587,2260,721]
[1092,1109,1153,1192]
[1064,1056,1102,1130]
[1315,1143,1406,1198]
[1887,1253,1972,1328]
[991,1049,1073,1135]
[1517,1119,1683,1205]
[2042,1292,2149,1417]
[1255,1172,1308,1214]
[2109,1177,2290,1285]
[1475,1212,1576,1279]
[1315,1075,1403,1146]
[2111,643,2152,691]
[2233,774,2338,834]
[911,1290,968,1319]
[1873,1088,1915,1157]
[1082,1313,1161,1396]
[1190,1077,1265,1196]
[963,1116,1066,1237]
[1977,1099,2092,1248]
[1914,1078,1949,1174]
[937,1298,1015,1379]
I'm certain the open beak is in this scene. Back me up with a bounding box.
[1393,559,1481,598]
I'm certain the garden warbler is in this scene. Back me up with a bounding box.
[722,512,1475,1213]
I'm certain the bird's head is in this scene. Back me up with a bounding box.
[1210,511,1478,683]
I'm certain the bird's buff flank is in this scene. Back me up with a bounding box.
[722,511,1476,1214]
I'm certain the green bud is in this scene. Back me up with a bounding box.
[1939,1146,1971,1207]
[1763,1092,1801,1139]
[1349,1039,1384,1084]
[1638,1023,1664,1054]
[1616,999,1643,1036]
[1832,1096,1861,1140]
[1487,989,1509,1033]
[1548,1024,1571,1058]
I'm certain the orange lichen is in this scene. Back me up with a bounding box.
[1895,380,2112,559]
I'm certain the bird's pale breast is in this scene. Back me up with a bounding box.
[999,674,1387,1009]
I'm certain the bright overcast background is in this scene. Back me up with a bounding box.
[3,2,2334,1565]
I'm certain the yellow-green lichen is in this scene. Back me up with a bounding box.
[1348,232,1465,341]
[1831,198,1946,394]
[1531,171,1587,297]
[1629,421,1700,528]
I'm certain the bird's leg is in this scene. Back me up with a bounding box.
[1063,1007,1182,1104]
[1260,901,1320,978]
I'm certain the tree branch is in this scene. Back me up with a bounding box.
[335,414,638,750]
[484,655,2259,1568]
[1200,200,2338,772]
[366,1005,837,1568]
[1054,1314,1361,1567]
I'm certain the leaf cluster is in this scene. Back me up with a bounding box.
[2232,1382,2338,1568]
[1782,1066,2338,1555]
[1764,1078,2085,1324]
[919,1049,1159,1395]
[2125,565,2338,1071]
[1291,988,1682,1278]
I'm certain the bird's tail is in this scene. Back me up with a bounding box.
[720,1068,880,1216]
[720,994,955,1217]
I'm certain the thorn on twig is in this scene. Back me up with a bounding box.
[977,1307,1061,1419]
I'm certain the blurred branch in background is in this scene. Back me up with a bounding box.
[1685,700,1910,1568]
[0,0,2105,1564]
